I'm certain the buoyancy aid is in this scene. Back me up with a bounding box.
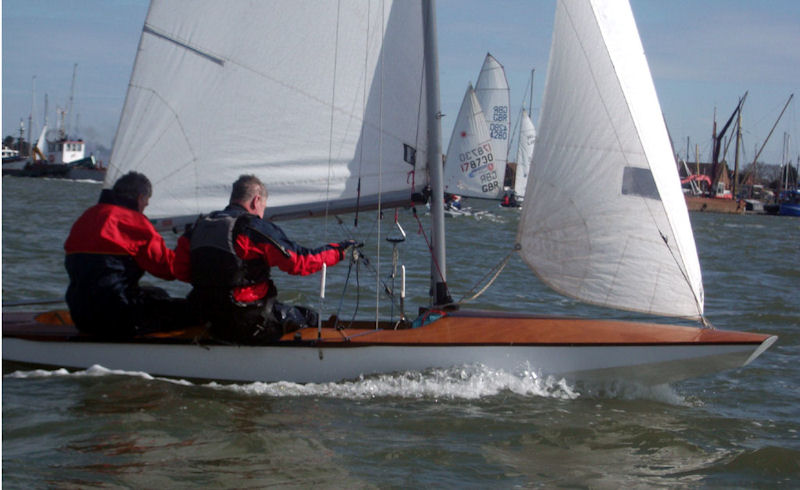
[189,209,270,296]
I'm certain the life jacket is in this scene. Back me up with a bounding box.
[189,210,270,293]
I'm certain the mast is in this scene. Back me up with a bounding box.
[66,63,78,137]
[749,93,793,180]
[18,119,25,156]
[529,68,535,115]
[733,102,742,198]
[711,94,745,195]
[28,76,36,156]
[422,0,450,306]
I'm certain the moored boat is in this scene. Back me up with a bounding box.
[778,190,800,216]
[16,131,105,182]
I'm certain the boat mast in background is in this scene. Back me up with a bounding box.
[748,93,794,188]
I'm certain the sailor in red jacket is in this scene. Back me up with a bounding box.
[174,174,358,343]
[64,171,195,338]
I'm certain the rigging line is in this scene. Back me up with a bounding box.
[333,216,401,311]
[354,0,371,229]
[324,0,343,238]
[334,256,355,329]
[351,255,362,328]
[411,206,450,296]
[320,0,344,329]
[508,73,533,151]
[456,245,518,304]
[658,231,705,323]
[374,0,386,329]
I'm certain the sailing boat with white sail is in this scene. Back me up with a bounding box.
[474,53,511,195]
[512,108,536,201]
[443,53,509,200]
[4,0,775,386]
[442,84,499,198]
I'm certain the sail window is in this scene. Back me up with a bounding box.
[403,144,416,166]
[621,166,660,200]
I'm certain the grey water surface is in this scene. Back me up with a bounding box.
[3,176,798,488]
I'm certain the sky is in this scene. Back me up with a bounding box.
[3,0,799,167]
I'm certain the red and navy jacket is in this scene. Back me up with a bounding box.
[173,204,344,303]
[64,189,177,324]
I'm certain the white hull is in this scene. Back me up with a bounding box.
[3,332,775,386]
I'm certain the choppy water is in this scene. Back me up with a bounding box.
[3,176,799,488]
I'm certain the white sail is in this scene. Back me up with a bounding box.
[518,0,704,319]
[513,109,536,198]
[474,54,510,190]
[443,84,501,198]
[35,125,48,154]
[107,0,429,224]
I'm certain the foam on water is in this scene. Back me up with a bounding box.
[211,365,581,400]
[6,364,581,400]
[5,363,688,405]
[5,364,194,386]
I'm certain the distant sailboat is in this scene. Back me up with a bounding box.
[474,53,511,193]
[443,84,498,198]
[512,108,536,201]
[4,0,775,386]
[443,53,509,200]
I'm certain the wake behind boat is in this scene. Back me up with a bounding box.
[3,0,775,385]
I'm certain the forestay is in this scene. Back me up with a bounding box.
[513,109,536,198]
[518,0,704,319]
[443,85,498,198]
[107,0,429,226]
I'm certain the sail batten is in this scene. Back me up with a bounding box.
[108,0,429,222]
[518,0,704,320]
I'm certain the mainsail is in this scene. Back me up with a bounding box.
[107,1,430,225]
[474,53,510,198]
[443,84,498,197]
[513,108,536,199]
[517,0,704,319]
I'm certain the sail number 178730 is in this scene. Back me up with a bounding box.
[459,143,494,173]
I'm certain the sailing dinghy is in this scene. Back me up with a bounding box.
[512,108,536,201]
[3,0,775,386]
[442,83,498,198]
[443,54,510,199]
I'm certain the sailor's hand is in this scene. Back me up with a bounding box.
[338,240,364,261]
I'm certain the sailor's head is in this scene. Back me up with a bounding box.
[113,171,152,212]
[231,174,268,218]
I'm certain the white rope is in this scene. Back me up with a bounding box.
[457,245,519,304]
